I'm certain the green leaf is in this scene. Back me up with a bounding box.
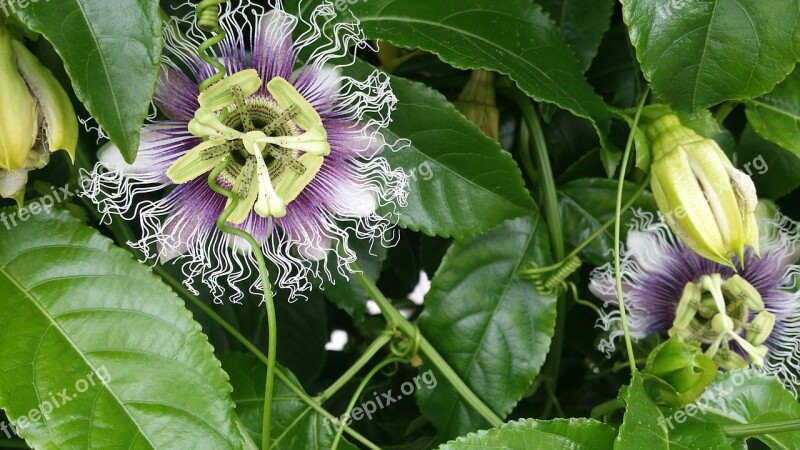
[417,216,558,439]
[275,295,328,385]
[746,67,800,158]
[690,369,800,449]
[373,68,536,238]
[324,235,387,321]
[0,209,241,449]
[587,24,642,109]
[219,353,358,449]
[13,0,162,162]
[622,0,800,113]
[437,418,616,449]
[557,178,657,266]
[616,372,731,449]
[538,0,616,72]
[738,125,800,200]
[349,0,612,145]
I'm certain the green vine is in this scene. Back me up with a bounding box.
[193,3,278,448]
[614,88,650,375]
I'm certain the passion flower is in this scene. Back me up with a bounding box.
[591,210,800,392]
[81,1,407,301]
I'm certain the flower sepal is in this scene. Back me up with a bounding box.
[642,338,718,408]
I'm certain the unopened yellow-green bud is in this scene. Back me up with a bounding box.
[0,26,36,172]
[645,113,759,267]
[454,70,500,141]
[0,24,77,202]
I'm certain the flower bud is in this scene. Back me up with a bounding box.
[0,25,37,172]
[645,113,759,267]
[0,24,78,202]
[454,70,500,141]
[642,339,717,408]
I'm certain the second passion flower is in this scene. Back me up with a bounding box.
[590,210,800,392]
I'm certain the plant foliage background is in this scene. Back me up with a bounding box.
[1,0,799,449]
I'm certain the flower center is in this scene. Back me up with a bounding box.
[669,273,775,369]
[166,69,330,222]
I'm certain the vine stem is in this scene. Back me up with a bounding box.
[206,160,277,450]
[152,266,381,450]
[524,102,565,418]
[330,357,404,450]
[722,419,800,438]
[317,333,392,403]
[614,88,650,375]
[713,101,739,125]
[499,86,565,417]
[351,263,503,427]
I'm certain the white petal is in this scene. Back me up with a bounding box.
[294,65,342,110]
[0,169,27,198]
[98,124,191,181]
[627,230,669,273]
[331,181,377,218]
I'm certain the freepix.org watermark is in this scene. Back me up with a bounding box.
[0,366,111,438]
[657,370,756,431]
[0,0,50,18]
[0,183,75,230]
[323,369,438,434]
[333,0,367,13]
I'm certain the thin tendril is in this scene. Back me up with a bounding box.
[192,2,278,446]
[330,358,405,450]
[196,0,229,91]
[615,88,650,375]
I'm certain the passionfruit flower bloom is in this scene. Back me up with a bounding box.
[0,24,78,203]
[80,0,407,301]
[644,113,758,268]
[590,210,800,392]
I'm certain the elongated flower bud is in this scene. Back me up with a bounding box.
[0,24,78,202]
[645,113,759,267]
[455,70,500,141]
[0,26,37,172]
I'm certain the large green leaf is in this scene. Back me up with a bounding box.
[558,178,657,266]
[616,373,732,450]
[417,216,558,439]
[0,210,241,449]
[14,0,162,162]
[438,418,616,449]
[219,353,357,450]
[690,370,800,449]
[369,67,536,238]
[622,0,800,113]
[349,0,612,143]
[746,67,800,158]
[538,0,616,72]
[738,125,800,200]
